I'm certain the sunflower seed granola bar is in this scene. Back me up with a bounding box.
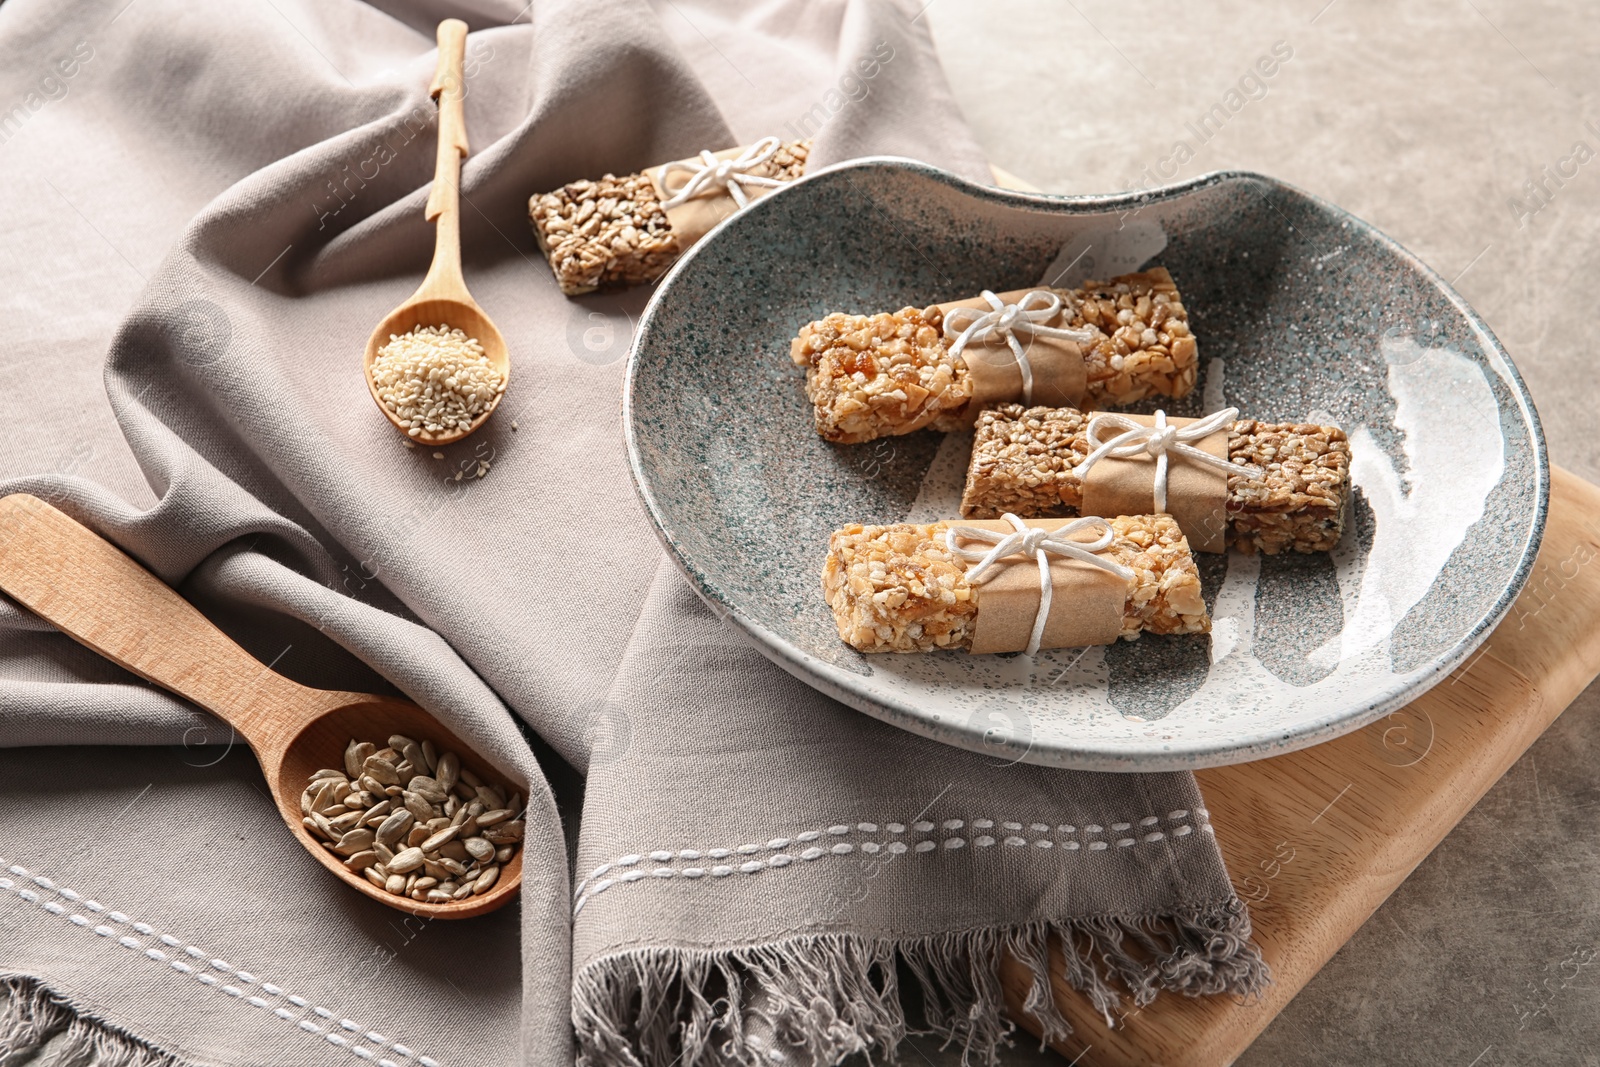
[961,405,1351,554]
[822,513,1209,654]
[790,268,1198,444]
[530,141,809,295]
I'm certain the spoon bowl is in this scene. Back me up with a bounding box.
[0,492,523,918]
[364,18,508,447]
[276,696,524,918]
[364,296,510,447]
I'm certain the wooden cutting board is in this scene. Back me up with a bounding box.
[999,466,1600,1065]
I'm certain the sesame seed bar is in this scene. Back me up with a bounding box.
[789,268,1198,444]
[821,514,1209,654]
[961,405,1351,555]
[529,141,810,295]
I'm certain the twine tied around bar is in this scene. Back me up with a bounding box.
[946,514,1133,657]
[942,290,1096,405]
[1078,408,1258,514]
[657,136,793,211]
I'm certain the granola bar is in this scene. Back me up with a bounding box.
[961,405,1351,555]
[822,514,1209,654]
[790,268,1198,444]
[529,141,810,295]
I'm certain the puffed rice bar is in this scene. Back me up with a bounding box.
[529,141,810,295]
[961,405,1351,555]
[822,513,1210,654]
[790,268,1198,444]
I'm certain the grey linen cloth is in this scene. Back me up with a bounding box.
[0,1,1266,1065]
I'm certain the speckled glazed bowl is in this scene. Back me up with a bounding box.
[624,158,1547,772]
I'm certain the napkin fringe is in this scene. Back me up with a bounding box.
[0,976,182,1067]
[572,902,1267,1066]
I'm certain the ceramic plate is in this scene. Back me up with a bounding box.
[624,158,1548,772]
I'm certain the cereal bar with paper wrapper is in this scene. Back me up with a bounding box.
[821,513,1209,655]
[530,137,809,294]
[790,268,1198,443]
[962,404,1351,554]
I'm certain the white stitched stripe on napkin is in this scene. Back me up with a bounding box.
[0,858,444,1067]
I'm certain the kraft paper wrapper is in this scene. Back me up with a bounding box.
[648,145,784,248]
[1079,414,1229,554]
[956,518,1127,654]
[937,288,1086,425]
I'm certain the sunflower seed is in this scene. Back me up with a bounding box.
[459,767,484,789]
[344,850,378,871]
[333,829,375,856]
[452,884,475,900]
[476,808,512,827]
[387,734,416,753]
[401,741,426,771]
[438,840,469,862]
[435,751,460,792]
[412,876,437,892]
[363,868,388,888]
[388,847,426,874]
[385,874,406,894]
[366,755,400,790]
[475,785,505,810]
[328,810,366,833]
[408,776,448,803]
[421,740,439,774]
[344,741,375,779]
[402,791,434,821]
[472,866,500,894]
[464,837,494,861]
[495,846,514,863]
[483,820,523,844]
[310,768,346,783]
[421,825,460,853]
[375,809,414,847]
[406,825,430,848]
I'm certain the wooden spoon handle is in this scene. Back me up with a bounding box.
[419,19,470,298]
[0,494,309,744]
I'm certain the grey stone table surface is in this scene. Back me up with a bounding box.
[920,1,1600,1064]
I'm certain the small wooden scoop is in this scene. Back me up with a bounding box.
[0,494,523,918]
[364,18,509,446]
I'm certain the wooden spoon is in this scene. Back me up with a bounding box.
[364,18,509,446]
[0,493,523,919]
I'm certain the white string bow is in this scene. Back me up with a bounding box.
[945,513,1134,657]
[657,136,793,211]
[942,290,1096,405]
[1077,408,1259,514]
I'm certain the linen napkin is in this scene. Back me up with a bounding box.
[0,1,1267,1065]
